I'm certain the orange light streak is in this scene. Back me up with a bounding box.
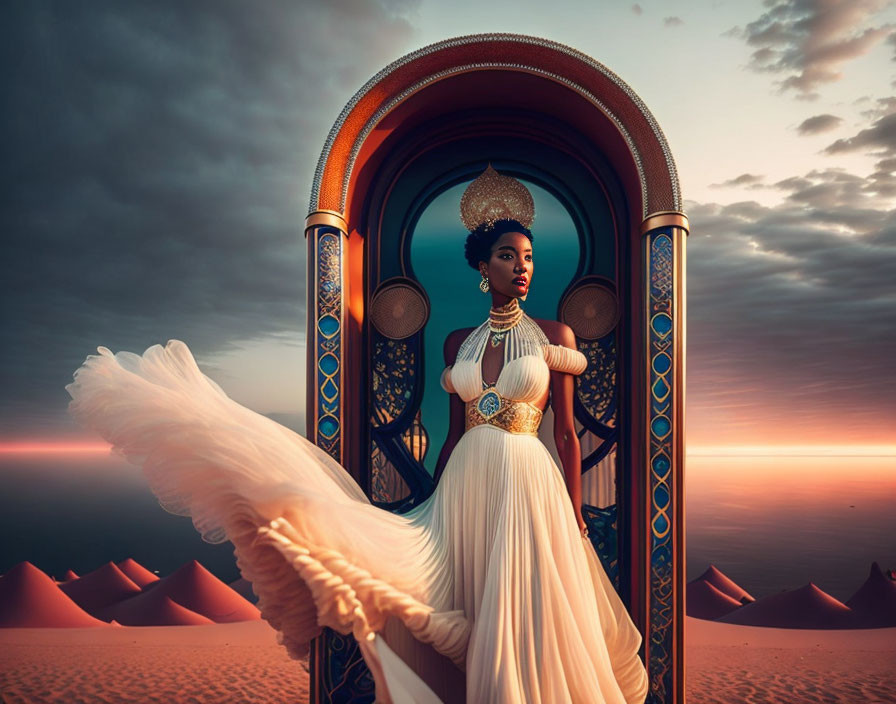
[687,444,896,457]
[0,441,111,455]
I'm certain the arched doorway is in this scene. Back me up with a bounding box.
[305,33,688,704]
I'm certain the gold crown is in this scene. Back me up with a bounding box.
[460,164,535,232]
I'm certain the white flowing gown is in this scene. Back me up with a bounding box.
[67,333,648,704]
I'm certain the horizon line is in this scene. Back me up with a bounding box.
[687,444,896,457]
[1,441,895,457]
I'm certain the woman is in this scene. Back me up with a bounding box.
[66,166,648,703]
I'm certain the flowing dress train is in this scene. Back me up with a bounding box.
[67,336,648,703]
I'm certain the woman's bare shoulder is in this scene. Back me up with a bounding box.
[530,317,576,348]
[443,327,477,365]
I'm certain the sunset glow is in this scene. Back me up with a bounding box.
[0,442,111,455]
[687,445,896,457]
[2,440,894,458]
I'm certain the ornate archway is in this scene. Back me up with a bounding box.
[305,33,688,704]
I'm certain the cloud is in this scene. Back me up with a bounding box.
[796,113,843,135]
[710,173,766,189]
[860,96,896,120]
[0,0,420,433]
[824,109,896,156]
[729,0,892,98]
[686,165,896,442]
[631,4,643,16]
[867,156,896,198]
[821,99,896,198]
[688,94,896,444]
[664,16,683,27]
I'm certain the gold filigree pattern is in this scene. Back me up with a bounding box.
[578,337,617,426]
[465,387,543,436]
[371,338,413,427]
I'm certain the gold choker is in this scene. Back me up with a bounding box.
[488,299,524,346]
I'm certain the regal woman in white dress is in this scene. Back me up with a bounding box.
[67,167,648,703]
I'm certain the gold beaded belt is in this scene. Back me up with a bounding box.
[465,387,543,436]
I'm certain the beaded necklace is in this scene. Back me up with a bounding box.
[455,299,549,384]
[488,299,525,347]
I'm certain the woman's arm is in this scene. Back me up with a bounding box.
[433,329,470,484]
[549,324,586,534]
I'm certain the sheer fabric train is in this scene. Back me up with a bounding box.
[67,337,648,703]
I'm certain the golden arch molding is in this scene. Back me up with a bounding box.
[304,33,688,704]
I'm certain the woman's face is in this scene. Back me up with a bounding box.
[480,231,533,300]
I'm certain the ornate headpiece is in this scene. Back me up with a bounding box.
[460,164,535,232]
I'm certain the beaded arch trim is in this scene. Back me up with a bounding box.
[309,33,682,219]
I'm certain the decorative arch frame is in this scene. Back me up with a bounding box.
[305,33,688,704]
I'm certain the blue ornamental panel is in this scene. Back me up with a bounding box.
[315,229,343,461]
[646,230,675,704]
[311,226,377,703]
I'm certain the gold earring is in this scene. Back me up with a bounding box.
[479,275,490,293]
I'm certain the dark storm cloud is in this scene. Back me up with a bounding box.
[687,164,896,440]
[796,113,843,135]
[710,173,766,189]
[0,0,420,433]
[729,0,891,98]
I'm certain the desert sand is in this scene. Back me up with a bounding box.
[4,560,894,702]
[0,620,309,704]
[686,617,896,704]
[2,617,893,703]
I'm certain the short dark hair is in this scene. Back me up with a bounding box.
[463,218,534,270]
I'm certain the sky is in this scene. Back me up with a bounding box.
[1,0,894,588]
[2,0,895,454]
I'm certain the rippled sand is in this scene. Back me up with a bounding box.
[686,617,896,704]
[0,621,308,704]
[4,617,893,703]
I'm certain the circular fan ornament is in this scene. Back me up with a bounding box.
[560,279,619,340]
[370,278,430,339]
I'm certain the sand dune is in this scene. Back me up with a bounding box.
[691,562,896,629]
[59,562,140,615]
[116,557,160,588]
[62,569,78,582]
[0,562,109,628]
[687,579,744,620]
[143,560,260,623]
[719,582,852,629]
[695,565,754,603]
[846,561,896,628]
[59,561,142,614]
[99,584,216,626]
[0,620,309,703]
[7,559,259,629]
